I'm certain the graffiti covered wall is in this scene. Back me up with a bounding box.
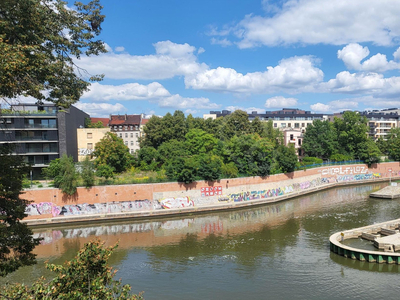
[23,163,400,220]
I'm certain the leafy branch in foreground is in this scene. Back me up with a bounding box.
[1,240,143,300]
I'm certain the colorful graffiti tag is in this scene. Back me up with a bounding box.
[201,186,222,197]
[159,197,194,209]
[26,199,156,217]
[321,166,369,176]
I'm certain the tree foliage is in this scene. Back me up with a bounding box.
[0,144,40,277]
[302,120,338,159]
[93,132,132,173]
[2,240,143,299]
[273,144,298,174]
[80,156,95,188]
[44,155,77,195]
[0,0,107,107]
[386,128,400,161]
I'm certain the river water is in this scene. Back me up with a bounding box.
[2,182,400,299]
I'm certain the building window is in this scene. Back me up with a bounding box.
[298,139,302,146]
[288,123,291,128]
[119,133,122,138]
[295,123,300,128]
[87,143,93,149]
[274,123,277,128]
[290,134,294,140]
[125,133,128,138]
[87,133,92,139]
[281,123,286,128]
[130,133,133,138]
[131,141,133,146]
[130,126,133,130]
[301,123,305,127]
[136,133,139,137]
[125,141,128,145]
[130,149,135,154]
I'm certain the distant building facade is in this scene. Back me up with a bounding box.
[108,114,142,154]
[77,127,110,161]
[0,103,88,176]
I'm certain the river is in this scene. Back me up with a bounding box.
[2,182,400,299]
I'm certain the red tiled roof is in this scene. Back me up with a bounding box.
[91,118,109,127]
[109,114,141,126]
[141,118,150,125]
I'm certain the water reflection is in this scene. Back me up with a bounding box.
[3,182,400,300]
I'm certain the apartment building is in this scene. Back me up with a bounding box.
[77,127,110,161]
[0,103,88,177]
[109,114,142,154]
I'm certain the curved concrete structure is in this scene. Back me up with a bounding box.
[330,219,400,264]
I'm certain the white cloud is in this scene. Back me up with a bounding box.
[212,0,400,48]
[77,40,208,80]
[338,44,400,72]
[310,99,358,113]
[211,38,233,47]
[310,103,331,113]
[81,82,170,101]
[185,56,323,93]
[155,95,220,110]
[115,46,125,52]
[319,71,400,98]
[265,96,298,108]
[75,103,127,117]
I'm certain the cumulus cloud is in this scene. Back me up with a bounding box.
[154,94,220,110]
[338,44,400,72]
[211,0,400,48]
[211,38,233,47]
[81,82,170,101]
[319,71,400,96]
[114,46,125,52]
[185,56,323,93]
[265,96,298,108]
[74,103,127,117]
[310,99,358,113]
[77,40,208,80]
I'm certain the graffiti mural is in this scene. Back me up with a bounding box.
[25,199,157,217]
[337,173,380,182]
[321,166,368,176]
[201,186,222,197]
[159,197,194,209]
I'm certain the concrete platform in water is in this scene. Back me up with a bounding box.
[369,185,400,199]
[330,218,400,264]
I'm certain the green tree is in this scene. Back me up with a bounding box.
[263,120,283,147]
[0,0,107,107]
[85,117,106,128]
[250,117,264,136]
[225,134,274,176]
[221,110,251,140]
[386,128,400,161]
[157,139,187,166]
[185,129,218,155]
[302,119,338,159]
[273,144,298,174]
[2,240,143,299]
[80,156,95,188]
[58,154,78,195]
[197,154,223,181]
[137,146,158,170]
[376,136,388,156]
[96,164,114,180]
[93,132,131,173]
[221,162,239,178]
[334,111,369,159]
[0,144,40,276]
[43,157,62,187]
[357,138,381,166]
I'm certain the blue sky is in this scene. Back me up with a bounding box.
[18,0,400,117]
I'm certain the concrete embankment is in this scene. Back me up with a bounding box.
[369,185,400,199]
[21,162,400,227]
